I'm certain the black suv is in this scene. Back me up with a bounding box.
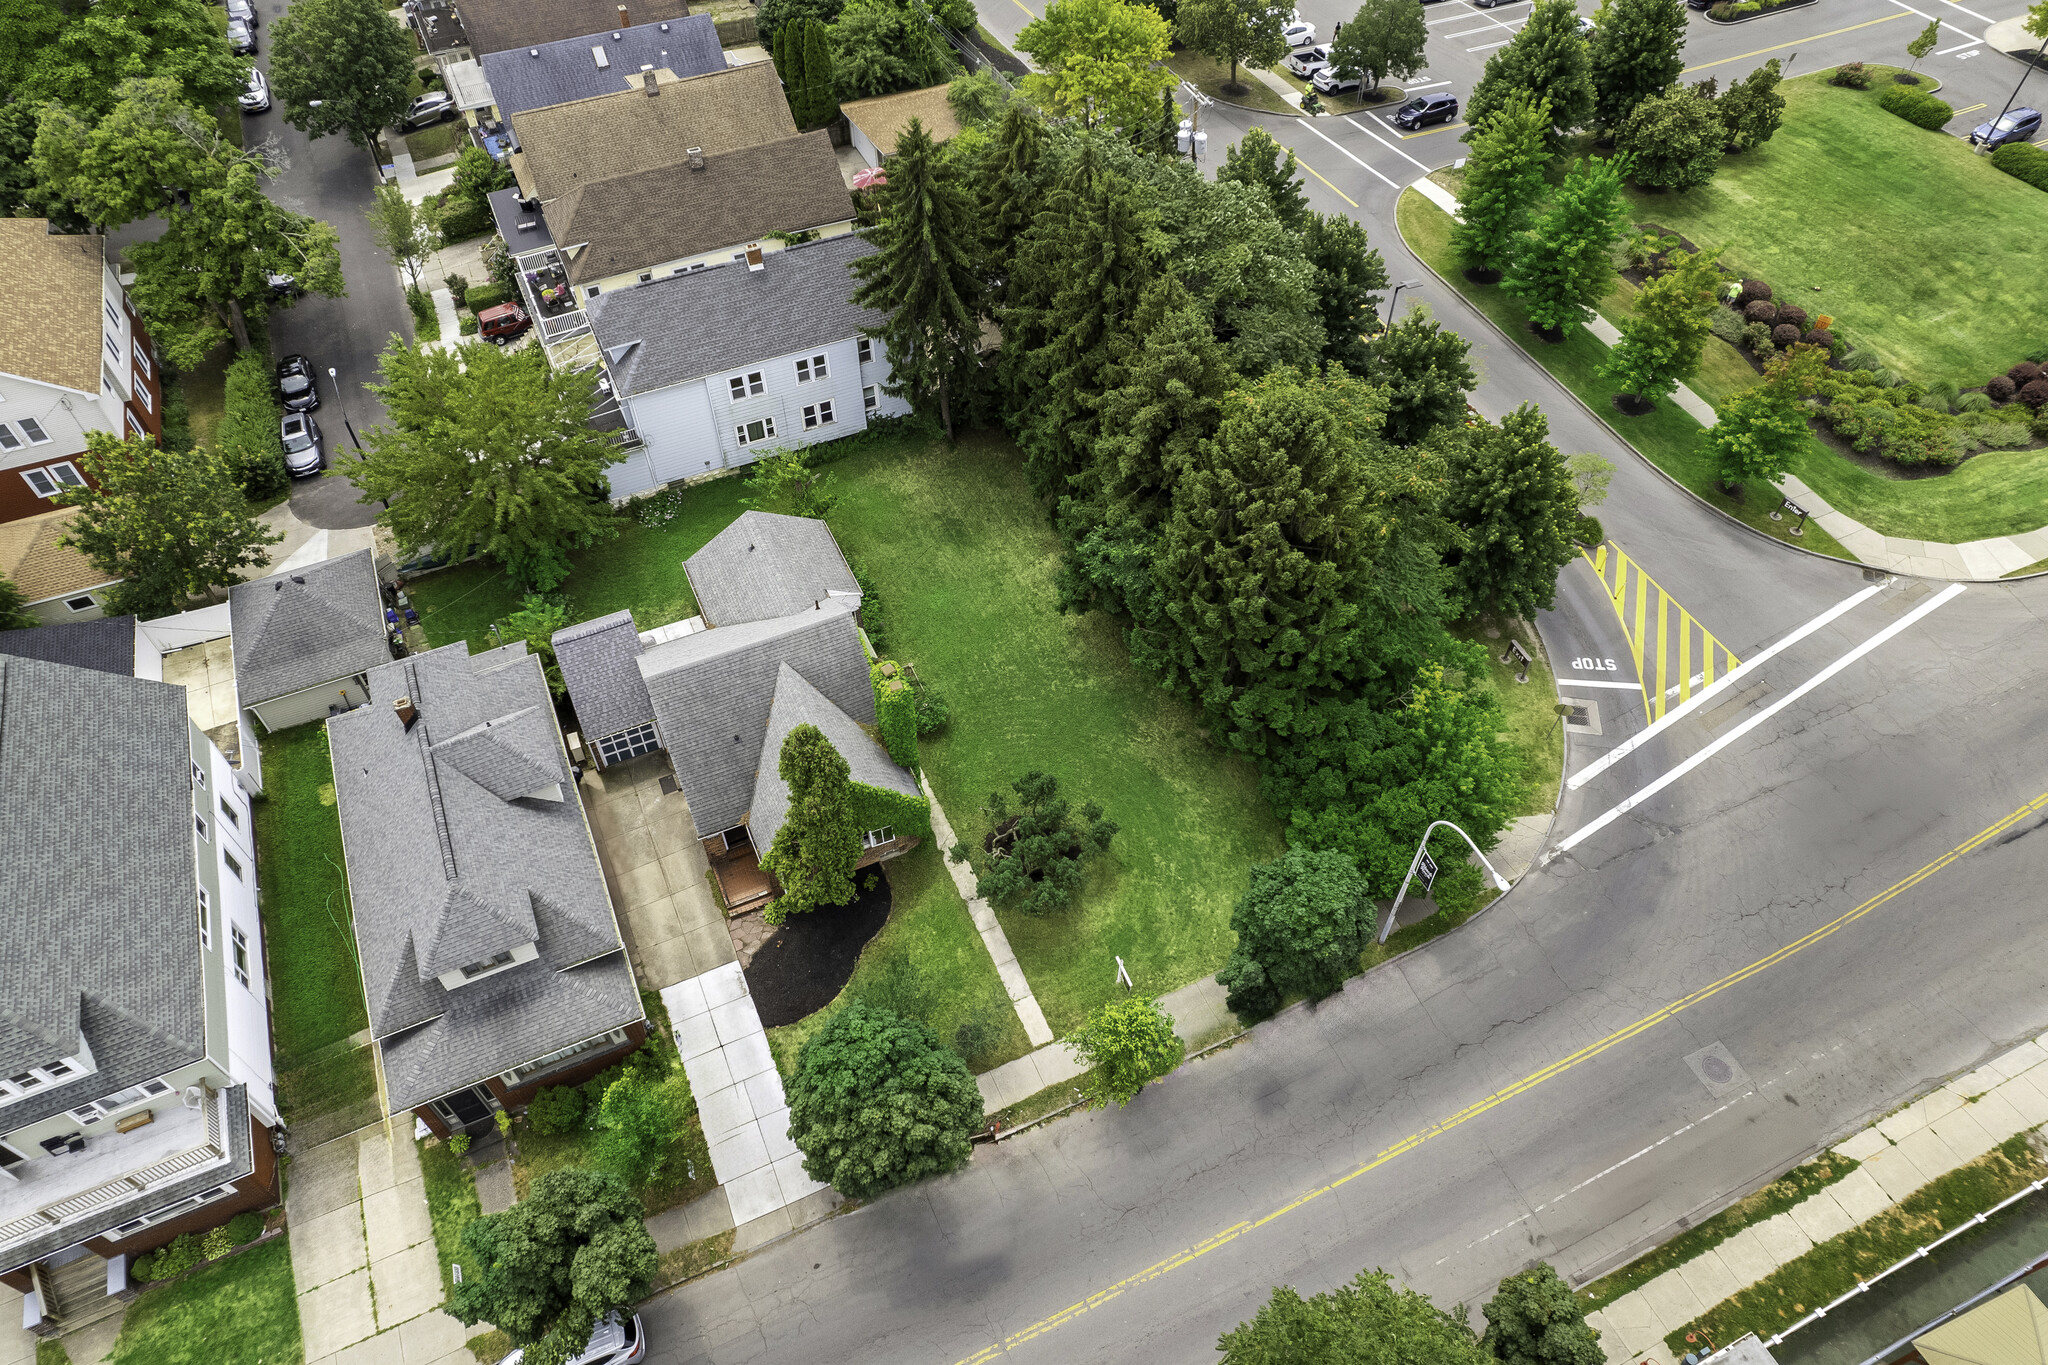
[276,354,320,413]
[1394,93,1460,129]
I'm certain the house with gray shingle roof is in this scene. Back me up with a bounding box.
[228,550,392,733]
[468,15,726,121]
[327,641,644,1135]
[584,234,913,500]
[0,655,279,1330]
[684,511,861,628]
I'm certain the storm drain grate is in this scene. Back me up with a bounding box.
[1559,698,1603,736]
[658,774,678,795]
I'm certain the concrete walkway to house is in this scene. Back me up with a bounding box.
[581,755,735,993]
[287,1123,475,1365]
[1587,1031,2048,1365]
[923,777,1056,1049]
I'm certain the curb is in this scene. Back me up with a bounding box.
[1702,0,1820,23]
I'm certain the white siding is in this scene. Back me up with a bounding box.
[203,731,275,1125]
[848,120,882,167]
[617,379,722,490]
[250,677,370,732]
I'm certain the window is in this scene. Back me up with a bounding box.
[223,849,243,881]
[71,1079,171,1124]
[20,465,54,495]
[135,379,152,413]
[198,887,210,949]
[105,299,120,328]
[132,345,151,380]
[862,826,895,849]
[125,409,145,439]
[736,417,775,446]
[595,722,660,766]
[498,1027,631,1086]
[727,371,764,400]
[863,385,878,414]
[231,926,249,987]
[0,426,21,453]
[192,762,206,789]
[218,795,239,828]
[637,272,653,284]
[459,949,516,979]
[104,334,121,363]
[0,1058,93,1102]
[19,418,49,444]
[47,461,80,487]
[802,400,834,429]
[586,285,600,299]
[64,595,96,613]
[794,353,828,382]
[108,1185,237,1240]
[195,813,209,843]
[858,338,873,364]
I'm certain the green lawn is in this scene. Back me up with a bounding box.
[419,1140,483,1297]
[1451,610,1564,816]
[1164,51,1297,116]
[405,120,464,161]
[1621,74,2048,387]
[108,1239,302,1365]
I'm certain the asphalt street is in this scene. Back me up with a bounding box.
[639,6,2048,1365]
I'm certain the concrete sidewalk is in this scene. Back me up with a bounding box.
[924,777,1055,1048]
[977,976,1241,1113]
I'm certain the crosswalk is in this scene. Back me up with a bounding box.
[1583,543,1741,723]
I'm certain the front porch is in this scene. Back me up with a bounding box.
[706,835,774,915]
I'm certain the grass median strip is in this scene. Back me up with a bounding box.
[1577,1149,1860,1311]
[420,1138,484,1297]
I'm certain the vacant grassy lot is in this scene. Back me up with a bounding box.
[1623,74,2048,387]
[109,1239,301,1365]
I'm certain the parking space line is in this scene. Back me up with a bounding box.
[1936,38,1981,51]
[1874,0,1984,46]
[1406,78,1454,88]
[1446,23,1505,35]
[1681,12,1909,72]
[1468,36,1515,48]
[1300,120,1403,188]
[1343,115,1433,169]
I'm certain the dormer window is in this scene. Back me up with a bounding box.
[460,950,517,979]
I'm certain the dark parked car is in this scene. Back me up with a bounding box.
[1393,92,1460,129]
[226,0,256,26]
[227,17,254,54]
[1970,107,2041,148]
[276,355,319,413]
[281,413,325,477]
[401,92,456,131]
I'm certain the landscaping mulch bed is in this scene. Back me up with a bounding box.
[744,872,895,1028]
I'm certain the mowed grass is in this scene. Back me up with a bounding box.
[108,1239,302,1365]
[1622,74,2048,386]
[1451,610,1563,816]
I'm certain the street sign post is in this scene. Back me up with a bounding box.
[1418,850,1439,894]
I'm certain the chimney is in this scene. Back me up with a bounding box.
[641,68,658,95]
[686,145,704,170]
[745,243,764,271]
[617,3,630,24]
[394,696,419,730]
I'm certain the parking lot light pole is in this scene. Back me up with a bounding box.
[1383,279,1423,325]
[1984,29,2048,150]
[1376,820,1514,944]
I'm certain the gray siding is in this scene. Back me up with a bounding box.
[250,677,369,733]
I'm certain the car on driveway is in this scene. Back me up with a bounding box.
[239,68,270,113]
[1312,65,1363,96]
[1393,92,1460,128]
[281,413,325,477]
[227,18,254,54]
[478,302,533,345]
[1576,13,1595,34]
[276,354,319,412]
[1970,106,2041,148]
[496,1314,645,1365]
[1285,44,1333,77]
[401,92,456,131]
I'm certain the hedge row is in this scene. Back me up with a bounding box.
[217,350,288,499]
[1877,84,1953,131]
[1991,140,2048,193]
[463,281,514,312]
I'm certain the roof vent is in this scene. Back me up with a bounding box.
[745,243,764,271]
[686,145,704,170]
[291,575,307,585]
[659,20,670,29]
[529,47,539,57]
[593,44,610,68]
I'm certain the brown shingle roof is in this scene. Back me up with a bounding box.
[554,132,852,284]
[510,62,799,202]
[0,220,106,395]
[841,85,963,155]
[458,0,690,57]
[0,509,117,604]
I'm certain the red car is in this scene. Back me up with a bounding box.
[477,302,532,345]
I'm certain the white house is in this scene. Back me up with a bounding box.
[583,234,913,499]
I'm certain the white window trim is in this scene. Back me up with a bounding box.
[19,418,50,445]
[736,416,776,447]
[802,401,834,430]
[20,465,55,497]
[64,595,96,614]
[132,343,151,380]
[195,813,209,843]
[858,338,873,364]
[198,886,211,949]
[46,460,81,486]
[134,381,152,413]
[862,826,895,849]
[864,385,879,413]
[497,1026,631,1087]
[69,1077,171,1125]
[231,925,250,987]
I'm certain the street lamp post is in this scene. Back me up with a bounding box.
[1383,278,1423,326]
[1376,820,1514,944]
[327,367,362,451]
[1982,29,2048,153]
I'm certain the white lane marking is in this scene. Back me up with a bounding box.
[1446,23,1506,35]
[1405,78,1454,88]
[1561,679,1645,690]
[1566,581,1887,792]
[1299,118,1403,188]
[1956,47,1980,56]
[1876,0,1985,44]
[1556,585,1965,854]
[1936,37,1981,51]
[1342,114,1433,169]
[1468,37,1514,48]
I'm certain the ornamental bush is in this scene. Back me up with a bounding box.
[525,1083,586,1135]
[1878,83,1953,130]
[786,1002,982,1198]
[1776,304,1808,329]
[463,282,513,312]
[1990,141,2048,192]
[1830,61,1873,88]
[1063,995,1185,1109]
[1803,328,1835,350]
[1839,348,1880,372]
[2021,379,2048,408]
[2009,361,2044,384]
[1771,323,1801,347]
[1575,513,1604,546]
[1215,848,1375,1022]
[1743,299,1778,323]
[1988,375,2017,402]
[1740,279,1772,303]
[218,350,290,500]
[1741,321,1776,354]
[1957,391,1995,413]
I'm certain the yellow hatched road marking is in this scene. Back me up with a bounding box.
[949,791,2048,1365]
[1583,542,1739,723]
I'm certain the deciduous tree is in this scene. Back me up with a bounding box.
[760,723,862,921]
[1600,245,1722,407]
[1567,452,1614,506]
[365,181,441,292]
[785,1002,983,1197]
[1064,996,1184,1107]
[1440,403,1581,617]
[268,0,415,155]
[1017,0,1178,129]
[1363,304,1478,445]
[215,349,289,500]
[1303,211,1390,376]
[1175,0,1288,95]
[1464,0,1594,138]
[588,1071,694,1190]
[973,771,1118,914]
[1453,91,1551,279]
[850,118,984,438]
[1502,154,1631,336]
[1215,848,1375,1021]
[501,595,573,696]
[1482,1263,1604,1365]
[1614,84,1723,189]
[1218,127,1308,230]
[1329,0,1430,94]
[1703,344,1826,489]
[1717,57,1785,151]
[742,449,840,518]
[1587,0,1685,131]
[354,341,619,590]
[57,433,282,619]
[1906,17,1940,72]
[1219,1268,1492,1364]
[3,0,245,124]
[446,1170,657,1365]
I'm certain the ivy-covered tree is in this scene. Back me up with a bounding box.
[850,117,983,438]
[1220,1269,1492,1365]
[57,433,282,619]
[1464,0,1594,139]
[1717,57,1785,151]
[354,340,618,590]
[1215,848,1375,1021]
[1329,0,1430,95]
[785,1002,983,1197]
[1452,91,1551,280]
[1440,403,1581,618]
[977,101,1047,307]
[1703,344,1826,490]
[1587,0,1685,131]
[1176,0,1288,96]
[1614,84,1723,190]
[760,723,862,922]
[446,1170,657,1365]
[1364,304,1478,446]
[1482,1264,1604,1365]
[1218,127,1308,231]
[269,0,415,156]
[1064,996,1184,1108]
[1600,245,1722,408]
[1501,154,1630,338]
[1303,211,1390,377]
[1017,0,1178,129]
[973,771,1118,914]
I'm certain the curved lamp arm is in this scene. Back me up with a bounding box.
[1376,819,1513,944]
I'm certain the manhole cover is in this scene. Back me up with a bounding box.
[658,774,678,795]
[1685,1042,1750,1097]
[1700,1055,1733,1084]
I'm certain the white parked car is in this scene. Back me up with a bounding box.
[239,67,270,113]
[496,1315,646,1365]
[1312,65,1363,95]
[1282,17,1317,47]
[1285,44,1333,77]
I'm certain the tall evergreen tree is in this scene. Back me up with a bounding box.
[798,19,842,128]
[1601,245,1723,407]
[1501,154,1630,337]
[760,724,862,920]
[978,101,1047,307]
[1218,126,1308,231]
[1464,0,1595,139]
[1440,403,1580,618]
[1452,91,1551,280]
[1302,211,1389,376]
[850,118,984,438]
[1364,303,1478,445]
[1587,0,1685,132]
[1089,276,1234,528]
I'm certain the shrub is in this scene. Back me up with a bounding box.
[1917,383,1955,413]
[1743,299,1778,324]
[1956,391,1995,413]
[224,1210,266,1246]
[870,659,918,768]
[1830,61,1872,88]
[1878,84,1954,130]
[1740,279,1773,303]
[443,272,469,308]
[448,1133,471,1155]
[1575,514,1604,546]
[1987,375,2017,402]
[463,282,513,312]
[1063,995,1185,1109]
[1874,366,1904,388]
[437,196,494,245]
[200,1226,235,1260]
[1802,328,1834,349]
[136,1233,204,1283]
[1741,321,1776,353]
[910,675,950,735]
[974,771,1117,914]
[1216,849,1376,1022]
[1990,141,2048,192]
[1776,304,1808,329]
[785,1002,982,1198]
[1840,348,1880,372]
[2010,361,2044,384]
[2022,379,2048,408]
[2035,408,2048,439]
[526,1083,587,1135]
[1771,323,1801,347]
[217,349,289,500]
[459,314,479,336]
[1707,307,1747,343]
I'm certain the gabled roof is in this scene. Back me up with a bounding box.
[684,511,860,628]
[0,616,135,676]
[509,61,797,202]
[0,656,206,1129]
[327,642,641,1113]
[454,0,690,57]
[1918,1285,2048,1365]
[431,705,565,801]
[589,234,883,398]
[639,601,871,835]
[841,86,964,155]
[0,509,119,605]
[552,132,852,285]
[551,609,655,741]
[749,663,919,853]
[229,550,391,706]
[478,14,725,117]
[0,219,107,395]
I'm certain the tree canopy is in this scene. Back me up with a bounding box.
[972,771,1118,914]
[1220,1268,1492,1365]
[1453,91,1552,280]
[1615,83,1724,190]
[1219,128,1309,231]
[760,723,862,922]
[1216,847,1377,1022]
[1704,344,1826,488]
[268,0,416,153]
[830,0,957,100]
[1600,245,1723,404]
[1017,0,1179,129]
[1330,0,1430,93]
[1441,403,1582,618]
[1464,0,1594,138]
[1482,1263,1604,1365]
[1501,153,1631,337]
[1064,996,1184,1107]
[1363,304,1478,445]
[1587,0,1685,131]
[1176,0,1289,94]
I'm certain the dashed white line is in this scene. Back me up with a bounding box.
[1468,37,1514,49]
